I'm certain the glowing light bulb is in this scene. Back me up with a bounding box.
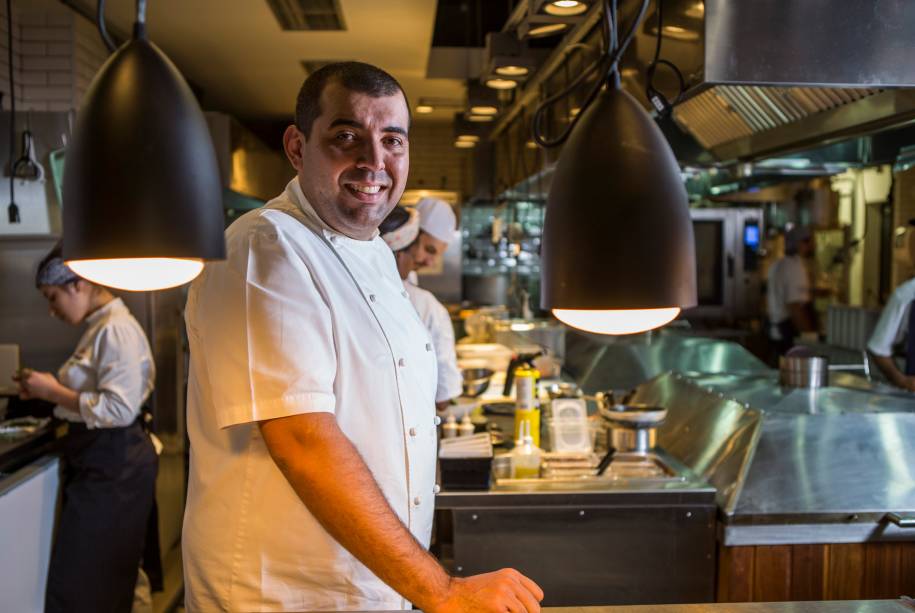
[544,0,587,16]
[415,104,434,113]
[495,65,529,77]
[457,134,480,142]
[470,105,499,115]
[552,307,680,335]
[66,258,205,291]
[484,78,518,90]
[454,140,476,149]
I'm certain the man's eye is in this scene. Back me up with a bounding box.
[336,132,356,142]
[384,136,404,147]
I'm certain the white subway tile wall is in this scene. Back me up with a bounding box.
[0,0,107,113]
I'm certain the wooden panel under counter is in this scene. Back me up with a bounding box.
[717,542,915,602]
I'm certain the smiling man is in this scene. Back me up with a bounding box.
[182,62,542,612]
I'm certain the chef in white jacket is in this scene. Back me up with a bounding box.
[181,61,541,612]
[380,201,462,410]
[14,245,158,613]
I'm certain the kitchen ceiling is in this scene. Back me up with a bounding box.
[63,0,472,123]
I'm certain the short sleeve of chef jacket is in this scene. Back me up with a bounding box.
[189,213,337,429]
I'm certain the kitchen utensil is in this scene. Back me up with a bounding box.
[548,416,592,453]
[780,348,829,388]
[461,367,493,398]
[600,404,667,454]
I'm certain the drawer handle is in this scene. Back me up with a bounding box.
[887,512,915,528]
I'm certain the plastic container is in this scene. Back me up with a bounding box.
[547,417,593,453]
[442,413,459,439]
[513,407,540,447]
[439,457,493,490]
[511,421,542,478]
[458,414,475,437]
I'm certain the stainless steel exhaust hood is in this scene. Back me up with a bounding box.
[619,0,915,163]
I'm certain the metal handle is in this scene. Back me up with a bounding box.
[887,512,915,528]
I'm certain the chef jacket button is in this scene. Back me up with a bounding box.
[402,291,408,298]
[413,496,421,506]
[434,415,442,426]
[398,358,406,367]
[425,343,432,351]
[409,427,417,437]
[369,294,377,302]
[433,484,441,494]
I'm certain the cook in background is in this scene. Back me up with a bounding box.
[868,220,915,391]
[766,226,817,357]
[380,203,462,411]
[14,245,158,613]
[182,61,541,612]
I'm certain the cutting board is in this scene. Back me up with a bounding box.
[0,344,20,396]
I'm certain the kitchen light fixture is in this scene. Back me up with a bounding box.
[482,32,535,83]
[470,105,499,115]
[415,104,434,113]
[453,112,489,143]
[454,140,476,149]
[457,135,480,143]
[519,21,570,39]
[484,78,518,90]
[543,1,589,16]
[468,114,495,122]
[534,0,696,335]
[62,0,224,291]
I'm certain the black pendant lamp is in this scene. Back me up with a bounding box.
[62,0,224,291]
[535,0,696,334]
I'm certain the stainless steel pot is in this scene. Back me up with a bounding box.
[779,354,829,388]
[599,403,667,454]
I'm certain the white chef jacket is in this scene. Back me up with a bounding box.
[182,178,438,612]
[767,255,811,338]
[54,297,155,428]
[404,282,462,403]
[867,277,915,357]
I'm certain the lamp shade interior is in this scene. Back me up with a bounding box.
[553,307,681,335]
[540,85,697,334]
[66,258,205,292]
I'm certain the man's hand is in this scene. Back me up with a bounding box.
[429,569,544,613]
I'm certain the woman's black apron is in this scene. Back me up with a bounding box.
[45,419,158,613]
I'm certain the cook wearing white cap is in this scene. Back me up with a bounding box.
[381,203,462,410]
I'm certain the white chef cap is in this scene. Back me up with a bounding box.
[416,198,456,244]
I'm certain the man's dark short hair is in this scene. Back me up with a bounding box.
[295,61,410,138]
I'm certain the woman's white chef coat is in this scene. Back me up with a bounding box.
[868,277,915,357]
[182,179,438,612]
[54,297,155,428]
[404,282,462,403]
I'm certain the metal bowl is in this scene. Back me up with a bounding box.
[462,368,494,398]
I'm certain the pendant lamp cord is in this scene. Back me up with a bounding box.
[96,0,116,52]
[531,0,649,148]
[6,0,18,223]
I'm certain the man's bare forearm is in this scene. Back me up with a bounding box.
[259,413,451,610]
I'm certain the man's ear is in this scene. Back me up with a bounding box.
[283,125,306,173]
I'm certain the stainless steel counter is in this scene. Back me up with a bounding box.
[632,370,915,545]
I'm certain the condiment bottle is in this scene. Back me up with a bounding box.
[511,420,541,479]
[513,364,541,447]
[442,413,459,439]
[458,414,475,437]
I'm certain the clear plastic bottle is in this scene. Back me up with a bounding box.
[458,414,475,437]
[442,413,459,439]
[511,421,542,479]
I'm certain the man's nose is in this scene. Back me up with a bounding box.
[356,140,385,172]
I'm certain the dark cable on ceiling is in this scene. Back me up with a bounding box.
[6,0,18,223]
[644,0,686,117]
[96,0,116,52]
[531,0,649,148]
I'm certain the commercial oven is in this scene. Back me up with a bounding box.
[686,207,764,321]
